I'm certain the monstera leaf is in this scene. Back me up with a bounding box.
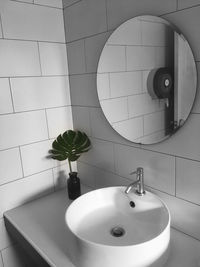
[49,130,91,172]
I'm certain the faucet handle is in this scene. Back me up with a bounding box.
[130,167,143,176]
[129,170,137,175]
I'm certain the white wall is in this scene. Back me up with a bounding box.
[0,0,72,265]
[64,0,200,243]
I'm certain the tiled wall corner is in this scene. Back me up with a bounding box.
[0,0,72,265]
[64,0,107,42]
[64,0,200,242]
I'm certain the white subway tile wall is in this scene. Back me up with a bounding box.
[0,148,23,185]
[0,39,41,77]
[0,111,48,150]
[72,106,91,135]
[0,0,72,265]
[46,106,73,138]
[85,32,111,73]
[69,74,100,107]
[100,97,128,123]
[39,42,69,75]
[113,117,144,141]
[98,45,126,73]
[64,0,107,42]
[1,2,65,42]
[67,40,86,74]
[20,140,54,176]
[64,0,200,242]
[11,76,71,111]
[0,79,13,114]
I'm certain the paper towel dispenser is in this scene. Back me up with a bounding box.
[147,68,173,99]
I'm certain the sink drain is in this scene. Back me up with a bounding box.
[110,227,125,237]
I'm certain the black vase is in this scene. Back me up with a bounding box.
[67,172,81,200]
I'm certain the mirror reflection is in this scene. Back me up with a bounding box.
[97,15,197,144]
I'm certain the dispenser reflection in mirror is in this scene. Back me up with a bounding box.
[97,15,197,145]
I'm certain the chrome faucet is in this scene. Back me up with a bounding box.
[125,167,145,196]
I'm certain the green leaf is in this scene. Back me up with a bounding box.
[57,134,70,149]
[68,154,80,162]
[67,130,76,143]
[63,131,73,146]
[50,130,91,167]
[79,137,91,150]
[49,149,63,155]
[73,131,83,145]
[52,154,67,161]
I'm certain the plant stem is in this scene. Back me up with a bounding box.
[68,158,72,173]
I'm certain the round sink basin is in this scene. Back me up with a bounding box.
[65,187,170,267]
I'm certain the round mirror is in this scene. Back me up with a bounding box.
[97,15,197,144]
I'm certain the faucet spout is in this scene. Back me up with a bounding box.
[125,167,145,196]
[125,180,139,194]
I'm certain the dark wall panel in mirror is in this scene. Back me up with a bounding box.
[97,15,197,145]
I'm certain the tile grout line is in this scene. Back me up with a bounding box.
[1,37,66,45]
[69,60,200,75]
[0,242,18,254]
[0,251,4,267]
[0,168,55,188]
[66,29,112,44]
[161,3,200,16]
[44,109,50,139]
[171,226,200,243]
[112,109,166,125]
[0,13,4,39]
[83,39,87,73]
[0,137,57,153]
[112,143,117,174]
[83,136,200,164]
[88,106,93,137]
[8,78,15,113]
[63,0,82,10]
[0,104,71,117]
[37,41,43,76]
[175,156,177,197]
[10,0,63,10]
[108,73,111,98]
[125,46,127,71]
[18,146,25,178]
[62,2,69,59]
[0,74,69,79]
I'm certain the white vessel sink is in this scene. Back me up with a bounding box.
[65,187,170,267]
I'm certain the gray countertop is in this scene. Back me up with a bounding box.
[4,186,200,267]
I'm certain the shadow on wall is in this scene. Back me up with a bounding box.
[55,170,68,189]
